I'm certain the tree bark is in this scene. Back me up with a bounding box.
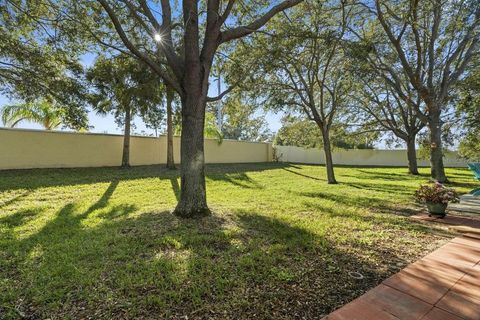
[321,127,337,184]
[172,93,210,218]
[121,104,131,168]
[428,111,447,182]
[166,85,176,169]
[96,0,303,218]
[406,136,419,175]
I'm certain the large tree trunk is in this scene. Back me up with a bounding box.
[428,111,447,182]
[406,136,419,175]
[166,85,176,169]
[321,127,337,184]
[172,0,210,218]
[121,104,131,168]
[173,93,210,218]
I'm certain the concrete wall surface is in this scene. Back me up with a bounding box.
[0,128,467,170]
[274,145,467,168]
[0,128,273,170]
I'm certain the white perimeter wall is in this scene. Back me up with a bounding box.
[275,145,467,168]
[0,127,467,170]
[0,128,273,170]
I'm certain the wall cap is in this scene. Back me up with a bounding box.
[0,127,272,144]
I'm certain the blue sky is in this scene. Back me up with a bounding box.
[0,52,284,135]
[0,94,284,136]
[0,53,391,147]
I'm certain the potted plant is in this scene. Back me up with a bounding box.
[414,182,459,218]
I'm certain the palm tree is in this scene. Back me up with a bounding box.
[204,112,223,143]
[174,111,223,144]
[0,99,64,130]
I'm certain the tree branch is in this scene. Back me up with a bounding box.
[220,0,303,43]
[206,83,236,102]
[96,0,181,93]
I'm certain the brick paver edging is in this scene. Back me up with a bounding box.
[322,234,480,320]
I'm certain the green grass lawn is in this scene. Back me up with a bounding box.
[0,163,476,319]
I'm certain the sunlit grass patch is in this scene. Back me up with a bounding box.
[0,163,474,319]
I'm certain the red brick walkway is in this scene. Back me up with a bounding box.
[323,234,480,320]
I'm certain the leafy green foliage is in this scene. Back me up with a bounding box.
[204,112,223,143]
[457,65,480,161]
[220,96,272,142]
[349,0,478,179]
[141,104,165,137]
[0,98,85,130]
[416,122,459,160]
[0,0,89,128]
[86,55,164,128]
[274,116,323,148]
[458,134,480,162]
[224,0,367,184]
[352,0,479,107]
[226,1,355,118]
[173,112,223,143]
[275,116,375,149]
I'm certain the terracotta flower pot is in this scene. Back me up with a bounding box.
[426,202,447,218]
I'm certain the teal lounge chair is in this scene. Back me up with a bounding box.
[467,163,480,196]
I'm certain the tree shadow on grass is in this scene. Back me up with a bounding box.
[207,173,264,189]
[296,188,425,221]
[0,163,460,318]
[169,177,181,201]
[1,202,409,319]
[445,180,479,191]
[0,190,32,209]
[350,169,476,187]
[340,169,431,183]
[0,207,44,228]
[300,199,433,234]
[0,163,288,192]
[0,180,126,317]
[99,204,137,219]
[355,169,429,178]
[85,180,119,214]
[445,170,477,179]
[343,167,478,194]
[297,190,389,209]
[282,167,325,181]
[346,181,414,196]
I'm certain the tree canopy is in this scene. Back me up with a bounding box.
[0,0,89,129]
[457,64,480,161]
[351,0,480,181]
[1,98,66,130]
[86,54,163,126]
[220,96,272,142]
